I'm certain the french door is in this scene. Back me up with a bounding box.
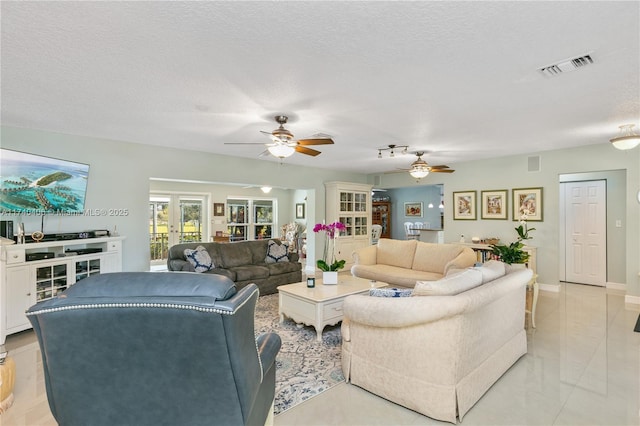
[149,194,206,266]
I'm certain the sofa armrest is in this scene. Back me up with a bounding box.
[168,259,195,272]
[443,247,477,275]
[343,294,468,328]
[288,252,300,263]
[352,244,377,265]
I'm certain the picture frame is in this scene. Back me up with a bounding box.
[453,191,477,220]
[213,203,225,216]
[481,190,508,220]
[295,203,305,219]
[404,202,423,217]
[512,187,543,221]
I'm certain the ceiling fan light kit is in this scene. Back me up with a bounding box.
[267,144,295,158]
[225,115,334,159]
[610,124,640,150]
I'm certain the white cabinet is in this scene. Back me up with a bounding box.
[325,182,373,269]
[1,236,125,344]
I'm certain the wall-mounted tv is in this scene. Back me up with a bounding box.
[0,149,90,214]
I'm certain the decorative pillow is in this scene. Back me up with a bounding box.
[369,287,413,297]
[413,268,483,296]
[265,239,289,263]
[184,245,214,273]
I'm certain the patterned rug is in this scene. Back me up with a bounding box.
[254,294,345,414]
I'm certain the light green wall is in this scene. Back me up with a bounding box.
[0,126,366,271]
[371,143,640,295]
[3,126,639,296]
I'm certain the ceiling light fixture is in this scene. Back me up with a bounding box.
[439,201,444,209]
[610,124,640,150]
[377,144,409,159]
[260,186,272,194]
[408,153,430,179]
[267,144,295,158]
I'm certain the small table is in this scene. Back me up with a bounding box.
[278,275,387,342]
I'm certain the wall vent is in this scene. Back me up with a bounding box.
[539,54,593,77]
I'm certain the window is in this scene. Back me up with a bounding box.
[227,198,275,241]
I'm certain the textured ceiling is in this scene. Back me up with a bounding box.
[1,1,638,174]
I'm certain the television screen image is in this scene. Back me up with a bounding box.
[0,149,90,214]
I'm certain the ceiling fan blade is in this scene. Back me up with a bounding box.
[260,130,273,136]
[429,165,450,169]
[430,169,455,173]
[223,142,270,145]
[295,146,322,156]
[297,138,334,146]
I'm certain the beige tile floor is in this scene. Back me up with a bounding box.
[2,282,639,426]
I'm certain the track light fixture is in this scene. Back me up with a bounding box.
[377,144,409,159]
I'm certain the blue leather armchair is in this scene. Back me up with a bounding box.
[27,272,281,426]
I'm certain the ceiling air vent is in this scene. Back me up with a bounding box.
[539,54,594,77]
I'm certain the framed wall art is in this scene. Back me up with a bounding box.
[481,190,508,220]
[295,203,305,219]
[512,187,543,221]
[213,203,225,216]
[404,202,423,217]
[453,191,476,220]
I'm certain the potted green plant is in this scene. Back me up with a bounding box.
[490,212,536,265]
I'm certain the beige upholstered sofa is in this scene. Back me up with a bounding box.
[350,239,477,287]
[341,263,533,423]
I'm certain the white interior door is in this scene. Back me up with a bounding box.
[563,180,606,286]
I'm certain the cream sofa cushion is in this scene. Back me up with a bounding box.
[412,243,466,273]
[413,268,483,296]
[375,239,417,269]
[350,264,441,288]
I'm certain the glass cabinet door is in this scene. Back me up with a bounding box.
[36,264,68,302]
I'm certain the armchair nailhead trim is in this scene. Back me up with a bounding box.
[26,303,236,316]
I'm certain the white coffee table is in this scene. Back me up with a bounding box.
[277,275,387,342]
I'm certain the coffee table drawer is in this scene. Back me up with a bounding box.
[323,299,344,321]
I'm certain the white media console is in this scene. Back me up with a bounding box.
[0,236,125,344]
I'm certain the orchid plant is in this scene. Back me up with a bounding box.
[313,221,347,272]
[490,210,536,264]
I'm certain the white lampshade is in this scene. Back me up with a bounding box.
[610,124,640,150]
[267,144,295,158]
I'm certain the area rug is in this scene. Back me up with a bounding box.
[254,294,345,414]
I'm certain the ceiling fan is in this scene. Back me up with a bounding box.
[387,151,455,179]
[224,115,334,158]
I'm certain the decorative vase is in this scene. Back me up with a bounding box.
[322,271,338,285]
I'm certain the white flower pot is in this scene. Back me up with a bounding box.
[322,271,338,285]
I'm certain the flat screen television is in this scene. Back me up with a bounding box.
[0,149,90,214]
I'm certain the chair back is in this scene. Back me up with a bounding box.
[371,224,383,243]
[27,272,280,426]
[404,222,419,240]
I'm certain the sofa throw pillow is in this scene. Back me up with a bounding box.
[413,268,483,296]
[265,239,289,263]
[184,245,214,273]
[369,287,413,297]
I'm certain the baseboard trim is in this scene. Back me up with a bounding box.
[538,283,560,293]
[625,294,640,307]
[606,282,626,291]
